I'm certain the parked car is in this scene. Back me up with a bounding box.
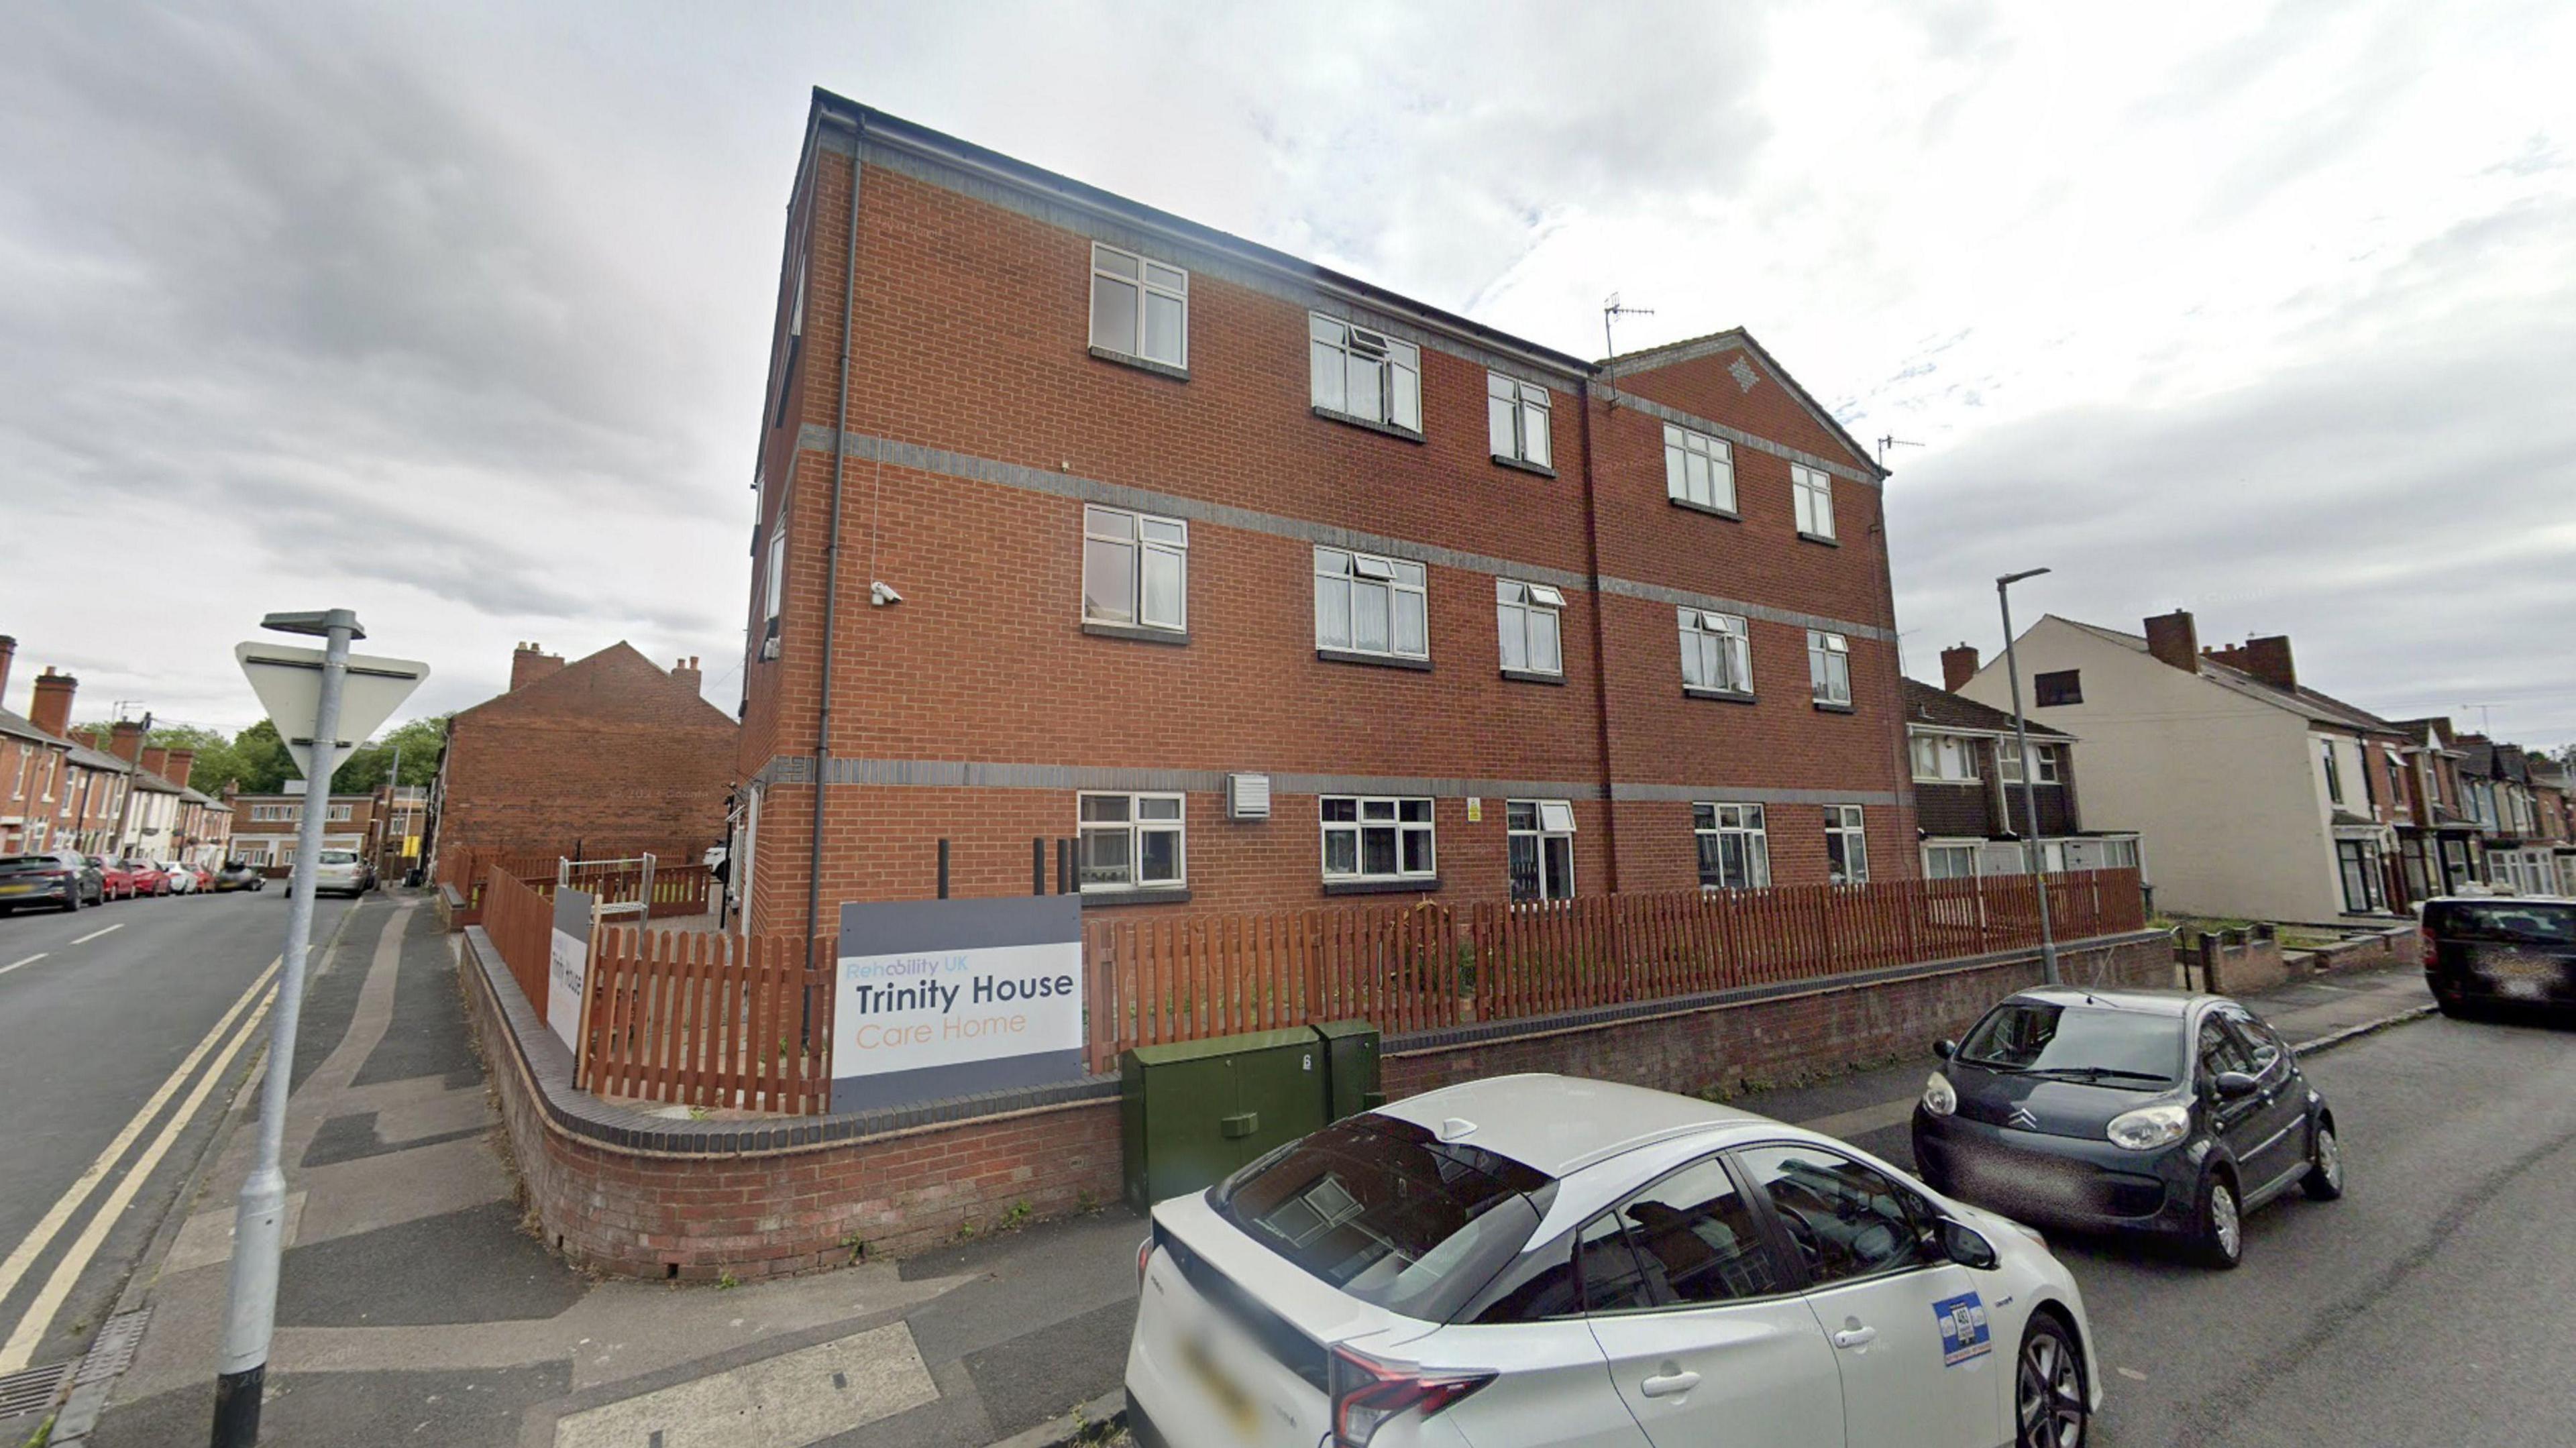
[313,848,371,897]
[0,850,107,914]
[1127,1074,2097,1448]
[158,860,203,894]
[88,855,142,901]
[1912,987,2341,1270]
[212,860,268,893]
[123,859,172,896]
[2422,895,2575,1019]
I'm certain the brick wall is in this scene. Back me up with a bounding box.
[733,105,1914,935]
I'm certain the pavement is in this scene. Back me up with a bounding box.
[19,905,2475,1448]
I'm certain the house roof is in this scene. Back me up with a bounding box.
[0,706,66,750]
[1902,678,2071,738]
[2457,738,2498,778]
[132,771,185,796]
[2046,616,2404,734]
[1597,328,1888,478]
[2330,810,2382,830]
[451,641,738,730]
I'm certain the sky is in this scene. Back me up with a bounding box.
[2,0,2571,752]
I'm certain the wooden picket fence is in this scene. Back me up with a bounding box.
[575,928,835,1114]
[480,867,558,1026]
[442,846,713,923]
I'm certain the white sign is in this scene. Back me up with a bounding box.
[549,888,596,1055]
[235,643,429,781]
[832,897,1084,1113]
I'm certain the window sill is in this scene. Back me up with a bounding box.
[1491,453,1557,479]
[1669,497,1742,522]
[1796,531,1841,547]
[1318,648,1432,672]
[1089,345,1189,383]
[1311,406,1425,444]
[1081,621,1191,647]
[1078,886,1191,909]
[1502,668,1566,686]
[1813,700,1858,714]
[1323,877,1442,897]
[1684,686,1758,705]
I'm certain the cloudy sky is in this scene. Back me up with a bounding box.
[3,1,2570,750]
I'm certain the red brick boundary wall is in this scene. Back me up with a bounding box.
[462,924,2167,1278]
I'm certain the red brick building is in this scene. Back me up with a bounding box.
[729,92,1913,936]
[428,643,737,870]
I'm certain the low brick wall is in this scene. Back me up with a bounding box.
[2191,927,2290,995]
[1387,932,2174,1101]
[460,928,1122,1280]
[2286,922,2420,978]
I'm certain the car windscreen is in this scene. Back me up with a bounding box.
[1956,1001,2182,1084]
[317,851,359,865]
[0,855,64,873]
[1211,1115,1552,1323]
[2430,901,2576,947]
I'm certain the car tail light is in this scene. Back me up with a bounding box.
[1330,1345,1494,1447]
[2421,935,2439,968]
[1137,1233,1156,1287]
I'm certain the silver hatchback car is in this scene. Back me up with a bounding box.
[312,848,370,897]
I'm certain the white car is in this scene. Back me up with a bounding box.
[312,848,370,897]
[1126,1074,2097,1448]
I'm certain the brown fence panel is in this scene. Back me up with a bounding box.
[577,927,833,1115]
[482,867,555,1025]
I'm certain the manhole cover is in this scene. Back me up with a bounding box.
[0,1360,70,1419]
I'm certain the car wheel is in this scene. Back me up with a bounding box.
[2015,1315,2089,1448]
[2303,1122,2345,1201]
[2194,1172,2244,1270]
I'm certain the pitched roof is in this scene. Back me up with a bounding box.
[1902,678,2070,737]
[452,641,737,730]
[0,706,66,749]
[1597,327,1887,478]
[2045,615,2403,734]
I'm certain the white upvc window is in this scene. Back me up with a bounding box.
[1309,315,1421,433]
[1693,803,1771,891]
[1315,547,1428,660]
[762,528,787,622]
[1082,505,1188,633]
[1497,579,1566,676]
[1089,243,1187,368]
[1664,425,1737,513]
[1680,610,1752,694]
[1923,842,1980,879]
[327,803,353,822]
[1078,791,1185,892]
[1825,804,1870,885]
[1792,463,1835,540]
[1911,734,1979,783]
[1807,630,1851,706]
[1320,796,1436,883]
[1487,374,1552,467]
[1998,740,2061,783]
[1507,799,1576,902]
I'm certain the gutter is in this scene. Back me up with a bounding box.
[1577,378,1618,891]
[806,111,863,964]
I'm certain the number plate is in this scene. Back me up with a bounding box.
[1178,1335,1258,1435]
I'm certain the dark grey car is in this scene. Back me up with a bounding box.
[1911,988,2343,1269]
[0,850,107,914]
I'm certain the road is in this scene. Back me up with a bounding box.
[0,887,359,1388]
[2045,1011,2576,1447]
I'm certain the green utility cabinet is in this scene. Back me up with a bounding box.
[1122,1027,1327,1211]
[1311,1019,1385,1123]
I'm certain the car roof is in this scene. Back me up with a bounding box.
[1373,1073,1764,1178]
[2005,985,2206,1016]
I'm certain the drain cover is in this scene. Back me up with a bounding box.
[0,1360,70,1419]
[74,1307,154,1386]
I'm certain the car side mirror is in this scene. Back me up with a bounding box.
[2214,1070,2260,1100]
[1937,1217,1999,1270]
[1933,1038,1957,1060]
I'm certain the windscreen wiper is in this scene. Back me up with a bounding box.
[2024,1066,2171,1084]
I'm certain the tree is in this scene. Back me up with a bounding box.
[146,724,244,792]
[328,716,448,793]
[227,720,299,794]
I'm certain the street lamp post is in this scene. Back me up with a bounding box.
[1997,569,2060,985]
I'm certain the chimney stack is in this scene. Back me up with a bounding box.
[673,655,703,696]
[142,746,171,781]
[510,642,565,692]
[109,719,146,764]
[166,748,197,787]
[1939,643,1981,693]
[30,669,76,738]
[0,634,15,706]
[2144,610,2200,672]
[2210,635,2298,693]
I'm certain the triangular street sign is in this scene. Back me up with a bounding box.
[235,643,430,783]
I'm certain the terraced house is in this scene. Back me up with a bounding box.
[728,91,1913,934]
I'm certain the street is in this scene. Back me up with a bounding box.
[0,889,358,1389]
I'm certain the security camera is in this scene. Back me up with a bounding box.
[869,581,902,607]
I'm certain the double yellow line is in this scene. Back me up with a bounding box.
[0,958,281,1374]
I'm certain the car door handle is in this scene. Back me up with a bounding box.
[1640,1370,1701,1398]
[1833,1327,1880,1349]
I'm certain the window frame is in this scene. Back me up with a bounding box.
[1496,579,1566,678]
[2032,670,2083,707]
[1081,504,1189,636]
[1825,804,1870,885]
[1996,739,2060,784]
[1732,1141,1937,1291]
[1507,799,1576,903]
[1314,546,1430,662]
[1910,734,1980,783]
[2319,738,2345,806]
[1693,802,1772,891]
[1664,425,1739,515]
[1487,374,1553,470]
[1806,630,1852,708]
[1923,841,1982,880]
[1089,242,1189,372]
[1319,795,1438,886]
[1309,315,1422,436]
[1077,790,1187,894]
[1790,464,1835,541]
[1680,610,1753,696]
